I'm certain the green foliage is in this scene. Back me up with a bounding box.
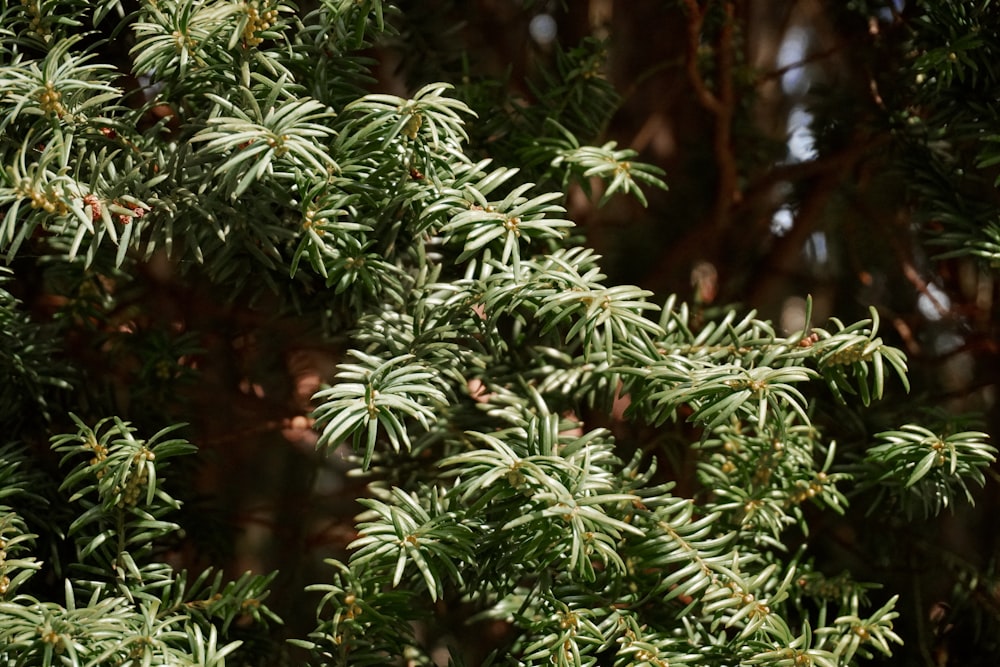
[861,423,994,519]
[539,126,668,207]
[0,443,45,600]
[0,269,70,428]
[0,1,997,666]
[1,417,279,665]
[896,0,1000,266]
[313,352,450,467]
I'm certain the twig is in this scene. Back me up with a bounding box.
[681,0,723,115]
[754,46,840,84]
[713,2,738,230]
[682,0,739,231]
[847,188,952,319]
[743,132,884,306]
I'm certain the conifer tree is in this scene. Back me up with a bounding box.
[0,1,998,665]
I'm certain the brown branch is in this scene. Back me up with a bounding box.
[743,164,842,306]
[682,0,740,231]
[617,55,685,110]
[889,314,922,357]
[753,46,841,84]
[845,186,951,319]
[640,128,886,300]
[712,2,738,231]
[681,0,723,115]
[741,134,891,242]
[737,145,879,212]
[743,129,884,306]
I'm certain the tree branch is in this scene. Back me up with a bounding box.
[682,0,739,232]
